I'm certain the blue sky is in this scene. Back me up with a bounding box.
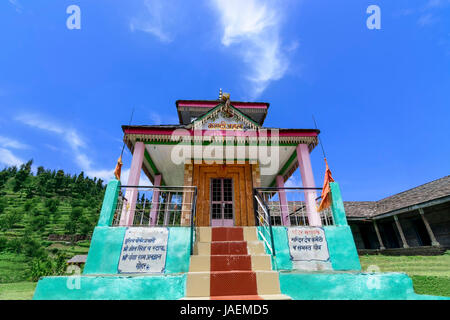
[0,0,449,201]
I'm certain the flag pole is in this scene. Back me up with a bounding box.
[114,108,135,180]
[312,115,327,160]
[121,107,135,157]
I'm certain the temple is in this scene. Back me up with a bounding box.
[33,94,446,300]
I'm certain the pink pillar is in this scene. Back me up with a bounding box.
[149,174,162,226]
[296,144,322,227]
[119,141,145,226]
[276,175,291,226]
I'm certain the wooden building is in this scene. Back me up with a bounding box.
[346,175,450,255]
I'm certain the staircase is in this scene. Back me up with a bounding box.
[183,227,290,300]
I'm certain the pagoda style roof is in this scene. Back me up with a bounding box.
[176,99,269,126]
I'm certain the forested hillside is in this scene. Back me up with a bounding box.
[0,160,105,282]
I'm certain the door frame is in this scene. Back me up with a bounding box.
[210,178,235,226]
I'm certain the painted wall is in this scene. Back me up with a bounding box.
[33,274,186,300]
[259,226,361,272]
[323,225,361,271]
[279,272,448,300]
[83,226,191,275]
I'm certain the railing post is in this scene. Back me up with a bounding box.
[330,182,348,226]
[253,189,259,226]
[120,141,145,226]
[149,174,162,226]
[190,187,197,255]
[265,200,276,258]
[276,175,291,226]
[97,179,120,227]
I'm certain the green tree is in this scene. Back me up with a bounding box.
[13,160,33,192]
[0,208,22,230]
[0,197,7,214]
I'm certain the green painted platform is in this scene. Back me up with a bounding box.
[33,274,187,300]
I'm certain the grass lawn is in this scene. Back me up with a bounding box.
[0,282,37,300]
[0,253,31,283]
[359,251,450,297]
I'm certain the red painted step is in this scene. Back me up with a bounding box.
[212,227,244,241]
[210,271,258,296]
[211,295,263,300]
[211,255,252,271]
[211,241,248,255]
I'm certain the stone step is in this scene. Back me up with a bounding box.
[189,254,272,272]
[212,241,248,255]
[194,241,266,256]
[185,271,281,297]
[196,227,258,242]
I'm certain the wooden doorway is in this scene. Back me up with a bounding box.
[192,163,255,226]
[210,178,234,226]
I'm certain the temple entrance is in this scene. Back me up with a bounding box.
[192,163,255,226]
[210,178,234,226]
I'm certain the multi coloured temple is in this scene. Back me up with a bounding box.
[33,94,443,300]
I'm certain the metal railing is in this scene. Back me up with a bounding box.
[112,186,197,227]
[253,187,334,227]
[190,187,198,255]
[253,189,276,259]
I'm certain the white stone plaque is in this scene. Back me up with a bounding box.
[287,227,332,271]
[118,227,169,274]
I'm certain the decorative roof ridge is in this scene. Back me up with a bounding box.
[175,99,270,108]
[185,102,261,130]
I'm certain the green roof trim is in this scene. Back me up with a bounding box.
[144,149,166,186]
[144,141,298,146]
[269,149,298,187]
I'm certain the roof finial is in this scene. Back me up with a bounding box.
[219,88,223,100]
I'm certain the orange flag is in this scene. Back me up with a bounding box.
[114,156,123,180]
[318,158,335,212]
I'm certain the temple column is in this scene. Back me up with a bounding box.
[149,174,162,226]
[393,215,409,248]
[120,141,145,226]
[373,220,386,250]
[296,144,321,226]
[276,175,290,226]
[419,208,440,247]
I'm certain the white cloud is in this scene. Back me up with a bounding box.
[86,169,114,182]
[211,0,293,98]
[8,0,22,13]
[0,147,24,167]
[284,174,301,188]
[129,0,181,43]
[418,13,436,26]
[149,111,179,125]
[0,136,29,150]
[15,113,114,182]
[15,114,85,150]
[0,136,28,168]
[120,168,152,186]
